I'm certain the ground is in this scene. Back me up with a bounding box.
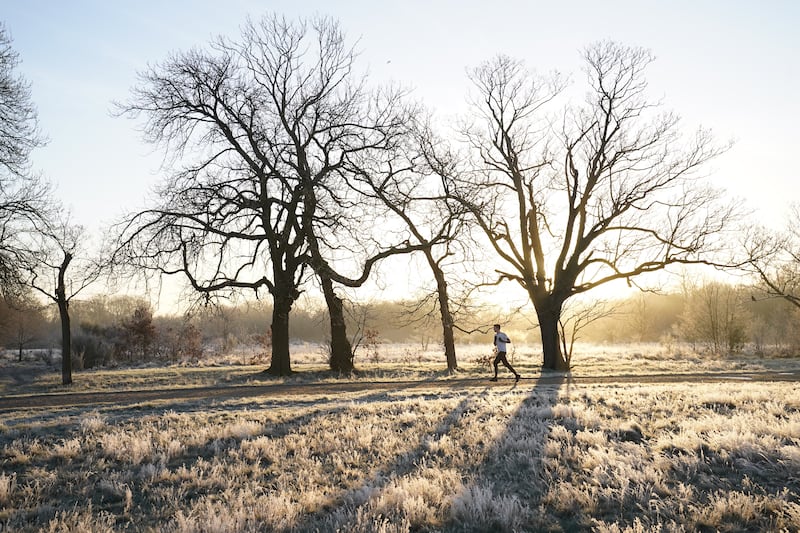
[2,367,800,410]
[1,345,799,531]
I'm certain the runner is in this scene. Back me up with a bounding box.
[490,323,520,382]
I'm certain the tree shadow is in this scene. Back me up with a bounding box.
[292,390,492,531]
[289,373,571,532]
[444,371,570,531]
[1,386,431,530]
[0,372,577,531]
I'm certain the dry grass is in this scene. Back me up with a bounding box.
[1,344,800,531]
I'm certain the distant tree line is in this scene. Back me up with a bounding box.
[3,278,799,369]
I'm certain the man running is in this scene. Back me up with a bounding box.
[491,323,520,382]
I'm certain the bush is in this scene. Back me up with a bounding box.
[71,332,114,368]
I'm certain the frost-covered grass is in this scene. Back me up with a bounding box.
[2,358,800,531]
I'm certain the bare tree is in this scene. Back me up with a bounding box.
[448,43,735,370]
[26,215,101,384]
[351,126,473,372]
[0,23,48,297]
[296,87,422,374]
[677,281,749,354]
[113,15,417,376]
[742,203,800,309]
[558,298,617,367]
[0,291,47,361]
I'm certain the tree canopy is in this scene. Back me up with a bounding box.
[0,23,48,297]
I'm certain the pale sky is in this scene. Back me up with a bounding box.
[3,0,799,308]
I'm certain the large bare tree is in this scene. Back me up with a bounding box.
[447,43,735,370]
[294,76,422,374]
[113,15,416,375]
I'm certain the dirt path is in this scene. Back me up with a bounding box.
[2,370,799,411]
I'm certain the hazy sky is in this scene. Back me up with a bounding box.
[3,1,799,305]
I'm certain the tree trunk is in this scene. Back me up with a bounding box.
[57,252,73,386]
[58,297,72,385]
[266,294,293,376]
[319,273,355,373]
[535,299,570,371]
[428,255,457,372]
[441,315,457,372]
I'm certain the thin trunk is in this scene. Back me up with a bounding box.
[57,252,73,386]
[266,294,293,376]
[321,273,354,373]
[58,297,72,385]
[427,253,457,371]
[441,312,457,372]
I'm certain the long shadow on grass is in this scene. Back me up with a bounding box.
[126,389,424,522]
[289,373,570,532]
[291,390,491,532]
[0,387,440,531]
[0,393,348,445]
[443,372,569,532]
[139,387,426,468]
[0,377,442,442]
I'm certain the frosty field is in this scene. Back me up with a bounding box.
[1,344,799,532]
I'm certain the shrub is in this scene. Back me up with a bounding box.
[71,331,114,368]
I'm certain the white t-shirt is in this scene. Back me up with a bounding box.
[494,332,510,352]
